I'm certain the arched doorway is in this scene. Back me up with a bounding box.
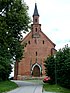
[32,65,40,77]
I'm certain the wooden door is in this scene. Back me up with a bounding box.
[33,65,40,77]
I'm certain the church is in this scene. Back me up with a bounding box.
[14,3,56,80]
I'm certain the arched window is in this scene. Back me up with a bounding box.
[36,51,37,56]
[28,41,30,44]
[35,28,37,32]
[43,40,44,44]
[35,19,37,22]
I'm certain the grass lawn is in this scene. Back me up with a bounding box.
[43,83,70,93]
[0,80,18,93]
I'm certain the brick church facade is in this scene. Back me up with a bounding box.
[14,3,56,80]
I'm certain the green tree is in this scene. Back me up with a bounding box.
[44,45,70,88]
[44,55,55,84]
[0,0,31,81]
[56,45,70,88]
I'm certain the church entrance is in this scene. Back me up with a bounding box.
[32,65,40,77]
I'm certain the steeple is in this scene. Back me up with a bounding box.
[33,3,39,16]
[32,3,41,38]
[33,3,39,24]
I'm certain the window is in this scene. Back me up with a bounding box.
[35,28,37,32]
[36,52,37,56]
[28,41,30,44]
[35,19,37,22]
[25,43,27,47]
[43,40,44,44]
[35,39,37,44]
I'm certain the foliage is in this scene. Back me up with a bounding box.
[0,0,31,61]
[0,80,18,92]
[0,57,12,81]
[44,55,55,84]
[44,45,70,88]
[56,45,70,88]
[0,0,31,81]
[43,83,70,93]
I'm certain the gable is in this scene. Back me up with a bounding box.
[39,31,56,47]
[21,31,32,43]
[21,30,56,47]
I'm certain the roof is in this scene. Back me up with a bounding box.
[33,3,39,16]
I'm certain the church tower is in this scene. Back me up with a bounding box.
[14,3,56,80]
[32,3,41,38]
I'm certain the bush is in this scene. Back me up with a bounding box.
[44,45,70,89]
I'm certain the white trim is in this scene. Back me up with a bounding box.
[31,63,42,73]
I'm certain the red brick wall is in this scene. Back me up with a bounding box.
[14,29,56,80]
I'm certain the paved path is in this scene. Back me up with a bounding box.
[7,80,43,93]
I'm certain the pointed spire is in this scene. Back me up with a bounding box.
[33,3,39,16]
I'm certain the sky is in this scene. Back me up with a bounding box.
[23,0,70,50]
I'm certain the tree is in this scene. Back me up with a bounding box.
[0,57,12,81]
[56,45,70,88]
[44,45,70,88]
[44,55,55,84]
[0,0,31,81]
